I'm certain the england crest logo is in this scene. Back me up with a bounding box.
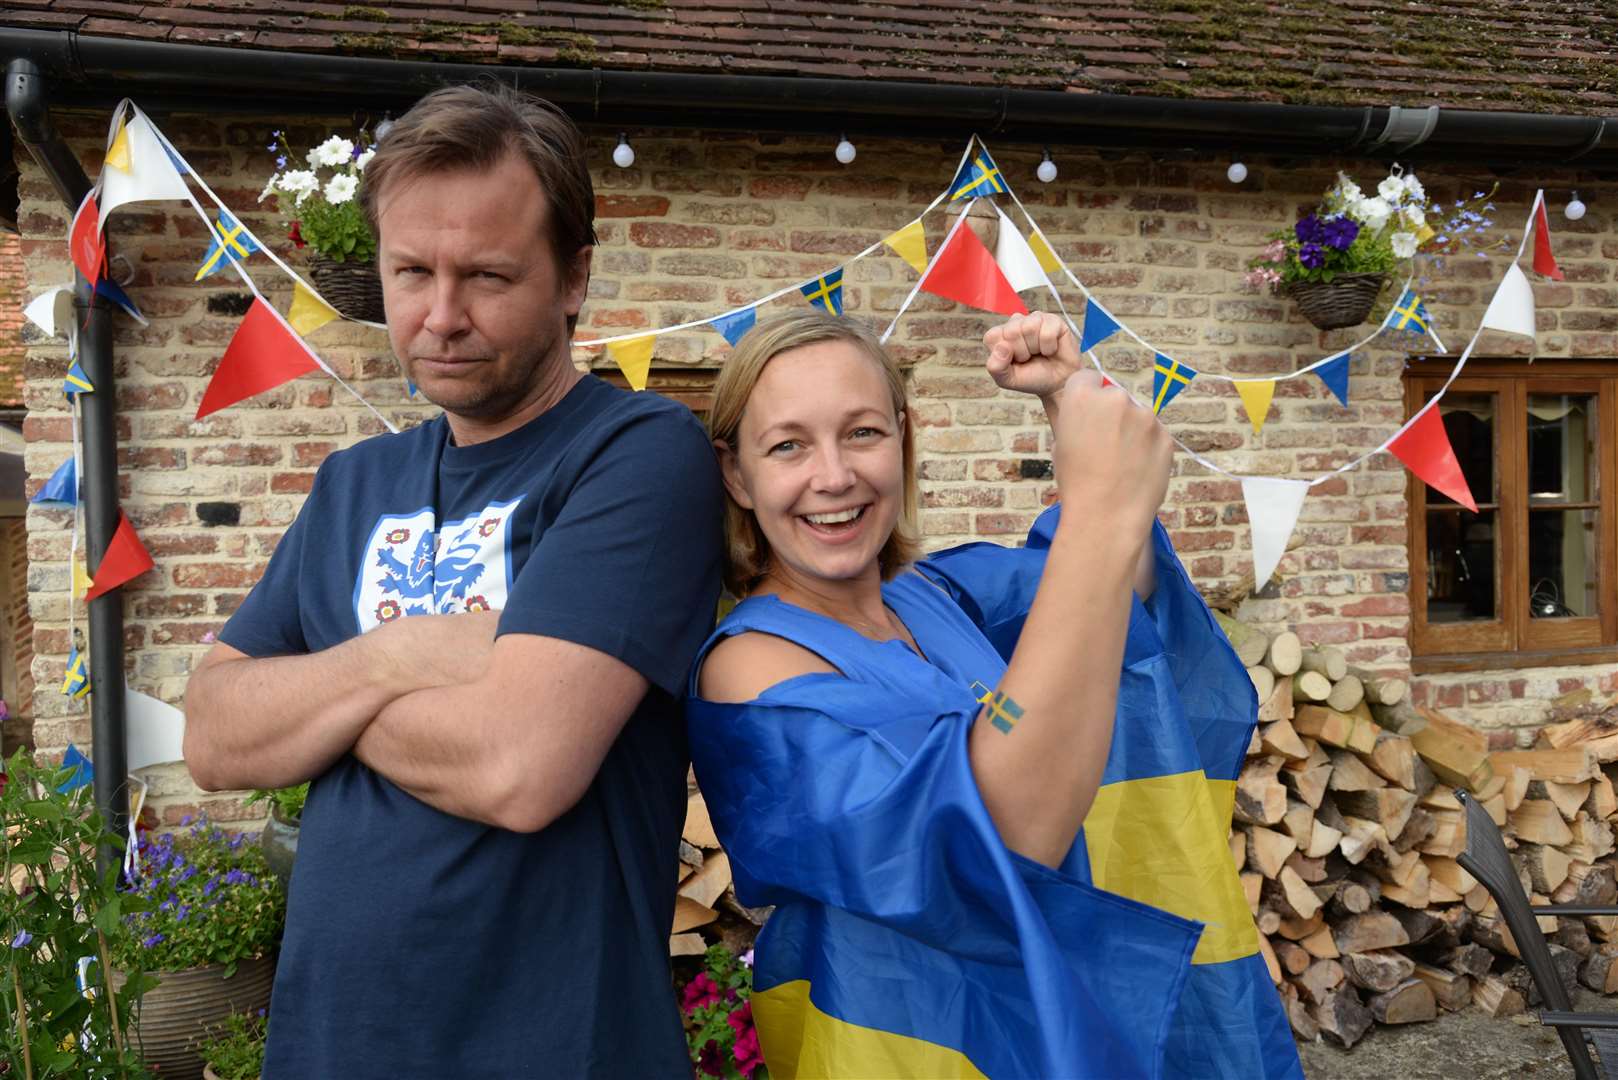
[353,498,522,632]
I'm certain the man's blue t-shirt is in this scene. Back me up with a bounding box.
[221,374,723,1077]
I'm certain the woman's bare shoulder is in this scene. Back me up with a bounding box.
[697,631,841,704]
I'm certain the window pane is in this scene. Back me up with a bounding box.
[1427,392,1495,506]
[1426,507,1496,621]
[1529,508,1598,618]
[1528,394,1596,503]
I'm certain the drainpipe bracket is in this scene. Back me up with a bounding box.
[1370,104,1440,153]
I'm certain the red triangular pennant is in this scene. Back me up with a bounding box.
[920,219,1029,317]
[1532,199,1564,281]
[84,512,155,601]
[69,192,105,284]
[1388,406,1478,513]
[198,297,322,419]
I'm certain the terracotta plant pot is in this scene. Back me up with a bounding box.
[307,253,385,323]
[259,805,299,889]
[114,954,275,1080]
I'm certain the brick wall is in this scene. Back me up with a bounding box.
[14,108,1618,821]
[0,231,27,408]
[1,517,32,754]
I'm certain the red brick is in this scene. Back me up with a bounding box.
[594,194,670,218]
[628,222,721,249]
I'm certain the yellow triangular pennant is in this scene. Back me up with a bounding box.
[882,220,928,274]
[73,558,93,600]
[607,335,655,392]
[287,282,341,337]
[1235,379,1277,435]
[105,118,132,173]
[1027,229,1061,274]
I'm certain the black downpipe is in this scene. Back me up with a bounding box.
[6,58,129,874]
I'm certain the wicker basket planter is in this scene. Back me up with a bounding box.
[1284,272,1388,331]
[114,954,276,1080]
[308,254,384,323]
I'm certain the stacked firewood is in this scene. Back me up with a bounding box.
[1219,613,1618,1049]
[671,781,769,959]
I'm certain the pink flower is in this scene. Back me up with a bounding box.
[696,1039,725,1077]
[1263,238,1286,261]
[733,1025,765,1078]
[681,972,721,1015]
[726,999,753,1035]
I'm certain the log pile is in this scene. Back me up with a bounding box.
[1219,614,1618,1049]
[672,779,770,958]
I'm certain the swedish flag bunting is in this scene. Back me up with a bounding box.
[1152,355,1197,414]
[195,209,261,280]
[800,268,845,315]
[949,149,1008,201]
[63,361,94,397]
[1389,288,1433,335]
[61,646,91,699]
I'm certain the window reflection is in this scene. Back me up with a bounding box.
[1528,394,1598,619]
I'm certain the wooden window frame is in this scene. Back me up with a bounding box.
[1405,357,1618,675]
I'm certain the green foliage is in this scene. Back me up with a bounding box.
[244,783,307,826]
[196,1009,266,1080]
[262,130,377,264]
[109,817,284,977]
[292,194,376,264]
[0,749,154,1078]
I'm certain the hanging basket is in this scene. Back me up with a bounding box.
[307,254,385,323]
[1284,272,1388,331]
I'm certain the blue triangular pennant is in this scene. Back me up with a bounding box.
[1079,300,1121,353]
[1316,352,1351,407]
[32,457,77,507]
[1151,355,1197,414]
[406,379,417,399]
[94,278,147,325]
[64,361,94,397]
[711,307,757,347]
[800,269,844,315]
[948,148,1008,201]
[58,743,93,791]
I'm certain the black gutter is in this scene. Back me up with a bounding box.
[6,57,129,873]
[4,27,1618,169]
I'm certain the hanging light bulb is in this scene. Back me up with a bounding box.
[1565,191,1587,221]
[1227,159,1248,184]
[1036,148,1057,184]
[612,133,635,169]
[835,134,857,165]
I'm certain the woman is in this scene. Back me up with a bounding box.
[689,310,1300,1079]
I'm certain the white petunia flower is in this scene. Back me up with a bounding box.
[1390,231,1419,259]
[277,169,319,205]
[1403,175,1426,204]
[258,173,281,203]
[355,148,375,172]
[309,136,355,169]
[1335,173,1363,203]
[324,173,359,205]
[1354,196,1392,231]
[1402,205,1426,229]
[1378,176,1406,202]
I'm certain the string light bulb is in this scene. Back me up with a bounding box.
[612,134,635,169]
[835,134,856,165]
[1227,159,1248,184]
[1036,149,1057,184]
[1565,191,1587,221]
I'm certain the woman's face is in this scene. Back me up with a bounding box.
[721,340,906,593]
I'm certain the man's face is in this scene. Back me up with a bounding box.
[376,152,591,428]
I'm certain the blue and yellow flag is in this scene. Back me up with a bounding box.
[61,645,90,699]
[688,504,1301,1079]
[58,743,94,793]
[1389,288,1432,335]
[195,209,261,280]
[949,149,1008,201]
[63,361,94,397]
[1152,354,1197,414]
[800,269,844,315]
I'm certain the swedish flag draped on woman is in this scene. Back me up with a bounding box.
[688,504,1301,1078]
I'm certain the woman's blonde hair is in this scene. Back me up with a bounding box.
[707,311,920,598]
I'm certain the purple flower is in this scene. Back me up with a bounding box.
[275,155,287,168]
[1321,216,1359,251]
[141,933,165,949]
[10,931,31,949]
[1294,214,1324,244]
[1298,243,1325,269]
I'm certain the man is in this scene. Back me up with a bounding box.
[183,83,723,1076]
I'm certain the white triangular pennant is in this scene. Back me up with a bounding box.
[1241,477,1311,590]
[24,287,75,339]
[1479,262,1536,339]
[992,205,1051,293]
[98,108,191,233]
